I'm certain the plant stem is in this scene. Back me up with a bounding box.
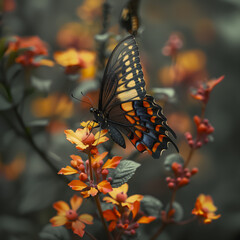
[150,222,167,240]
[88,152,94,181]
[184,147,194,168]
[84,230,98,240]
[94,194,113,240]
[200,103,206,121]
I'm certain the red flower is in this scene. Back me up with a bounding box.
[50,195,93,237]
[191,76,224,105]
[166,162,198,189]
[192,194,221,224]
[185,116,214,149]
[103,201,156,235]
[6,36,52,67]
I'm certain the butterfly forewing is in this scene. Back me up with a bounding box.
[99,35,146,113]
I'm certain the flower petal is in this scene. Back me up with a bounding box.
[80,121,98,129]
[72,220,85,237]
[103,209,118,221]
[50,215,68,226]
[91,152,108,166]
[207,75,224,91]
[108,221,117,232]
[109,183,128,199]
[58,166,79,175]
[137,216,156,224]
[68,180,88,191]
[127,194,144,203]
[79,214,93,224]
[70,195,83,211]
[132,201,140,219]
[97,180,112,194]
[89,187,98,197]
[102,196,119,205]
[53,201,70,214]
[102,156,122,169]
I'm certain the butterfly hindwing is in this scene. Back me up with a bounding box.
[99,35,146,113]
[108,95,177,158]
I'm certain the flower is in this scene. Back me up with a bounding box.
[162,32,183,57]
[192,194,221,224]
[166,162,198,189]
[103,201,156,235]
[65,125,108,154]
[6,36,53,67]
[54,49,90,74]
[185,116,214,149]
[103,183,143,209]
[191,76,224,105]
[50,195,93,237]
[59,152,121,198]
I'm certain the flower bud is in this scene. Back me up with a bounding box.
[79,172,88,181]
[116,192,128,202]
[191,167,198,175]
[101,169,109,175]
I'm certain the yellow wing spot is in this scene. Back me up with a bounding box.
[128,45,133,50]
[118,73,123,78]
[136,69,139,75]
[121,102,133,111]
[134,63,137,68]
[124,42,128,46]
[132,51,135,55]
[133,57,136,61]
[126,67,132,72]
[141,87,144,92]
[118,89,138,101]
[125,60,130,66]
[123,55,129,61]
[126,73,133,80]
[117,84,127,93]
[138,77,141,83]
[127,80,136,88]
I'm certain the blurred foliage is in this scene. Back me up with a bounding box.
[0,0,239,239]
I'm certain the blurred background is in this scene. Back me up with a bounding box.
[0,0,239,239]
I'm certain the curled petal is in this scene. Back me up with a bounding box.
[127,194,144,203]
[91,152,108,166]
[137,216,156,224]
[53,201,70,214]
[109,183,128,199]
[102,156,122,169]
[79,214,93,224]
[58,166,78,175]
[65,129,87,149]
[72,220,85,237]
[102,196,119,205]
[93,130,108,146]
[103,209,118,221]
[207,75,224,91]
[70,195,83,211]
[97,180,112,194]
[132,201,140,219]
[50,215,68,226]
[68,180,88,191]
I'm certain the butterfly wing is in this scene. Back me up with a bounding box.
[99,35,146,114]
[108,95,178,159]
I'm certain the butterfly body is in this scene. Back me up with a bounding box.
[90,35,177,159]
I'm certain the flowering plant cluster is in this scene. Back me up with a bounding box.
[0,1,223,240]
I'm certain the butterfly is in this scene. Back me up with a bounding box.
[120,0,140,36]
[90,35,178,159]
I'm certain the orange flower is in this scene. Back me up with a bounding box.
[50,195,93,237]
[54,49,92,74]
[103,201,156,234]
[192,194,221,224]
[6,36,53,67]
[103,183,143,209]
[64,152,121,198]
[64,125,108,154]
[191,76,224,105]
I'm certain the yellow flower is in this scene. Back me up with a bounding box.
[192,194,221,224]
[103,183,143,209]
[50,195,93,237]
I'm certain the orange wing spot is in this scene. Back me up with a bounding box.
[147,108,153,115]
[130,135,139,145]
[135,130,142,138]
[151,116,157,123]
[136,143,146,152]
[152,142,160,153]
[134,116,140,121]
[158,135,165,142]
[155,125,162,132]
[135,125,147,131]
[136,121,140,125]
[121,102,133,112]
[125,115,135,124]
[128,111,136,116]
[143,101,150,108]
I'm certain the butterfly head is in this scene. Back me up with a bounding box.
[90,108,108,129]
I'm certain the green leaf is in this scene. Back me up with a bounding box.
[108,160,141,188]
[164,153,184,171]
[39,224,71,240]
[166,202,184,222]
[141,195,163,218]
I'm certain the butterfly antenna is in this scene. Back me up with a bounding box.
[81,92,94,107]
[71,93,93,107]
